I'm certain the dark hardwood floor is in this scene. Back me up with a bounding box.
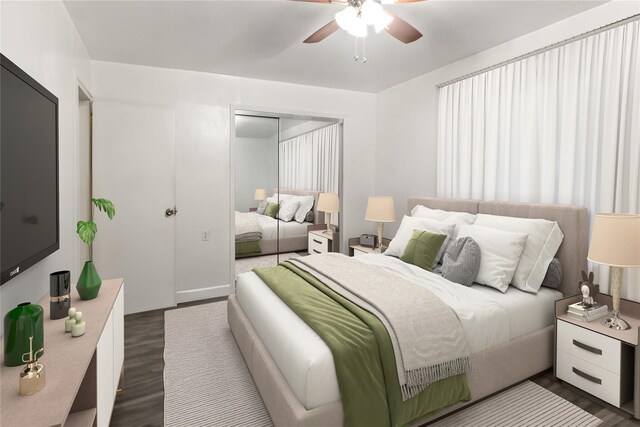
[111,298,640,426]
[110,297,226,427]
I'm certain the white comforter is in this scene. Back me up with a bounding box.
[253,213,311,240]
[236,253,545,410]
[359,254,511,351]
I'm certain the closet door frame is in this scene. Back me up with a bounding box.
[229,105,344,293]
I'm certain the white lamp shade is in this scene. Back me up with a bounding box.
[365,196,396,222]
[317,193,340,213]
[254,188,268,201]
[588,213,640,268]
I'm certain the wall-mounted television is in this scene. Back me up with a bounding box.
[1,54,60,285]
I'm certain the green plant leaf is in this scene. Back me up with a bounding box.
[77,220,97,245]
[92,198,116,220]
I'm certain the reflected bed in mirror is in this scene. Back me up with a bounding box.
[235,190,324,258]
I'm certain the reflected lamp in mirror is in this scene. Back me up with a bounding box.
[254,188,268,201]
[587,213,640,330]
[365,196,396,252]
[317,193,340,235]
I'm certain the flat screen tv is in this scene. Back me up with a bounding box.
[1,54,59,285]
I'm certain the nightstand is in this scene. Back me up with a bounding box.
[307,225,339,255]
[348,237,391,256]
[555,294,640,418]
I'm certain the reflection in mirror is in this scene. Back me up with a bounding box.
[234,114,279,275]
[279,119,341,254]
[234,112,342,279]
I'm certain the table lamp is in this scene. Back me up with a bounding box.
[587,213,640,330]
[365,196,396,252]
[317,193,340,235]
[254,188,267,202]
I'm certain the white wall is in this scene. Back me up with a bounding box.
[235,136,278,212]
[91,61,376,313]
[0,1,92,334]
[375,0,639,237]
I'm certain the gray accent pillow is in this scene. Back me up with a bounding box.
[256,200,269,215]
[541,258,563,289]
[304,210,314,223]
[440,237,481,287]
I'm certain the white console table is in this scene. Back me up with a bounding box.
[1,278,124,427]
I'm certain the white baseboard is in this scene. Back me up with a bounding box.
[175,284,231,304]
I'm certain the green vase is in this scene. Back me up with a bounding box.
[4,302,44,367]
[77,260,102,300]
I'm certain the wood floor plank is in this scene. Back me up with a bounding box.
[110,297,225,427]
[110,296,640,426]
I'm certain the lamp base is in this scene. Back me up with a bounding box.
[602,315,630,330]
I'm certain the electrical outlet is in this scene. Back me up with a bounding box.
[202,230,209,241]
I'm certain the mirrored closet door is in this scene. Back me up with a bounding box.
[233,111,342,278]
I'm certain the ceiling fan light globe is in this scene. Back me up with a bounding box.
[360,0,384,25]
[335,6,358,31]
[348,20,368,37]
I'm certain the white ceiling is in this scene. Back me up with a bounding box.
[64,0,608,93]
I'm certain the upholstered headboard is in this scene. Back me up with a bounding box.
[276,189,325,225]
[407,197,589,298]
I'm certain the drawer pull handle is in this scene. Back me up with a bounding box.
[313,239,323,244]
[572,367,602,385]
[572,339,602,355]
[313,249,321,254]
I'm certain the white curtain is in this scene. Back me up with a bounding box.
[437,19,640,298]
[279,123,340,194]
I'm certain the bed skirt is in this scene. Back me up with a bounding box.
[236,235,309,259]
[227,295,554,427]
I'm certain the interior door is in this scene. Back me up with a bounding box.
[92,101,176,313]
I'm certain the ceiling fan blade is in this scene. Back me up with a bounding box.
[385,12,423,43]
[304,20,340,43]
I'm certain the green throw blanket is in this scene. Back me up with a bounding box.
[254,262,471,427]
[235,240,261,257]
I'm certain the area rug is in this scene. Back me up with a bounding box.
[235,252,300,276]
[164,302,602,427]
[164,301,273,427]
[431,380,602,427]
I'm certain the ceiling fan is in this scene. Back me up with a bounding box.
[298,0,425,44]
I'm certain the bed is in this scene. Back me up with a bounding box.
[235,189,325,258]
[228,197,589,426]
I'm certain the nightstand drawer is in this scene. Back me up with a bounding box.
[308,233,329,255]
[557,350,622,407]
[557,320,621,374]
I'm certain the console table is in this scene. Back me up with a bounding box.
[1,278,124,427]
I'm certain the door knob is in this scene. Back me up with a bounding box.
[165,207,177,217]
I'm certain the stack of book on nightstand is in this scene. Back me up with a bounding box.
[567,302,609,322]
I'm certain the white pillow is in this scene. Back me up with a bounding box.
[277,198,300,222]
[294,195,315,223]
[457,224,528,293]
[411,205,476,236]
[266,193,293,204]
[386,216,456,267]
[474,214,564,293]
